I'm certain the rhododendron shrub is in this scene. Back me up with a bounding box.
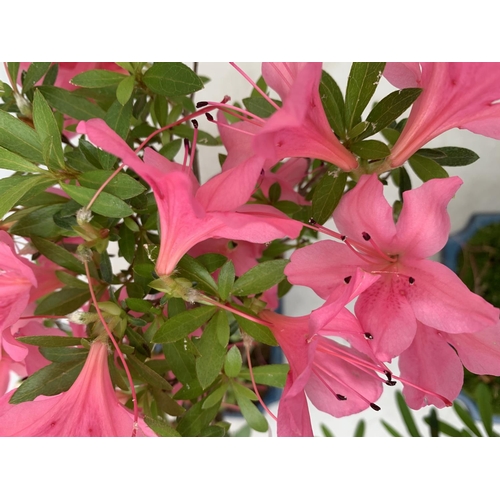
[0,61,499,437]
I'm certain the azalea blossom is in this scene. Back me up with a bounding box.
[399,321,500,409]
[261,270,384,437]
[0,339,155,436]
[384,62,500,167]
[286,175,499,361]
[78,119,302,276]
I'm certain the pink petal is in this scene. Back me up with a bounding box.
[277,376,314,437]
[262,62,309,101]
[399,323,463,409]
[393,176,463,258]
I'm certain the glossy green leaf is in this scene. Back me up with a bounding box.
[0,109,44,163]
[202,383,228,410]
[71,70,127,88]
[116,75,135,105]
[196,253,227,273]
[232,259,288,296]
[409,154,449,182]
[30,236,85,274]
[34,287,91,316]
[423,146,480,167]
[350,140,390,160]
[126,354,172,390]
[360,88,423,140]
[242,97,280,118]
[22,62,52,94]
[104,98,133,141]
[61,184,133,218]
[0,175,47,219]
[233,383,268,433]
[218,260,235,301]
[196,311,227,389]
[176,254,218,295]
[9,204,63,238]
[9,358,86,404]
[143,63,204,97]
[396,391,421,437]
[0,146,43,173]
[38,85,106,120]
[153,306,216,343]
[175,399,219,437]
[239,364,289,388]
[78,171,145,200]
[345,62,386,130]
[319,70,345,139]
[224,345,242,378]
[233,306,278,346]
[18,336,84,347]
[311,170,347,225]
[118,223,135,264]
[39,346,89,363]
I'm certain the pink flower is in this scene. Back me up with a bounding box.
[78,119,302,276]
[399,321,500,409]
[0,339,155,436]
[384,63,500,167]
[253,63,358,171]
[261,270,384,437]
[0,232,37,333]
[286,175,499,361]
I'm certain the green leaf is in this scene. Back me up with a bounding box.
[71,70,127,88]
[153,306,216,343]
[105,98,133,141]
[360,88,423,140]
[196,311,227,389]
[409,154,449,182]
[345,62,386,130]
[78,171,145,200]
[353,419,366,437]
[398,166,412,198]
[423,416,462,437]
[196,253,227,273]
[116,75,135,105]
[381,420,402,437]
[159,139,182,160]
[475,383,497,437]
[232,383,269,433]
[18,336,84,347]
[144,416,181,437]
[320,423,334,437]
[143,63,204,97]
[202,383,228,410]
[239,364,289,388]
[171,124,219,146]
[38,85,106,120]
[319,70,345,139]
[39,346,89,363]
[381,127,400,146]
[350,140,390,160]
[175,399,219,437]
[233,306,278,346]
[224,345,242,378]
[30,236,85,274]
[0,109,44,163]
[0,146,43,173]
[453,401,483,437]
[242,97,280,118]
[99,250,113,283]
[0,175,47,219]
[126,354,172,390]
[118,223,136,264]
[232,259,288,296]
[150,386,186,417]
[61,184,133,218]
[55,271,89,289]
[269,182,282,203]
[218,260,235,301]
[176,254,218,295]
[427,146,479,167]
[9,358,86,404]
[22,62,52,94]
[311,170,347,225]
[10,204,63,238]
[34,287,91,316]
[7,63,20,86]
[396,391,421,437]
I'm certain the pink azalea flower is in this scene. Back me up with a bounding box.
[261,270,384,437]
[399,321,500,409]
[255,63,358,171]
[384,63,500,167]
[0,339,156,436]
[78,119,302,276]
[0,232,37,333]
[286,175,499,361]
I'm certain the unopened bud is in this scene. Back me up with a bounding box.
[67,311,98,325]
[76,244,93,263]
[14,93,32,118]
[76,207,93,225]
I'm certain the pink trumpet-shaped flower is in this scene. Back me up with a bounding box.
[286,175,499,361]
[261,270,384,437]
[0,339,156,436]
[0,232,37,333]
[77,119,302,276]
[253,63,358,171]
[384,62,500,167]
[399,321,500,410]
